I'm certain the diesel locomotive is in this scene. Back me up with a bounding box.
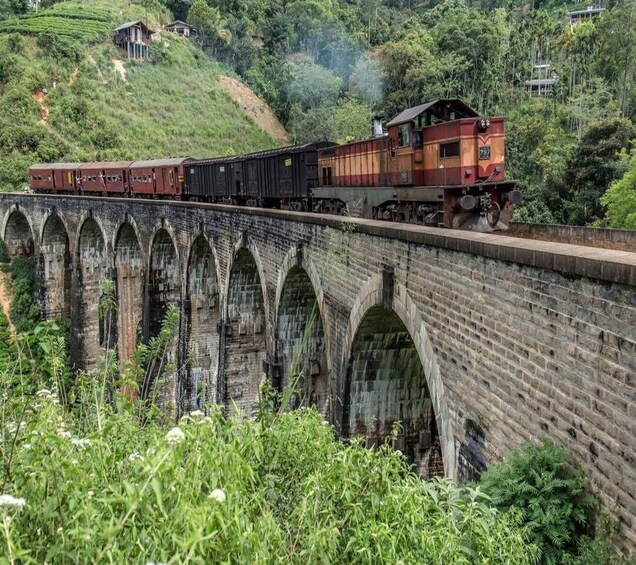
[29,99,521,232]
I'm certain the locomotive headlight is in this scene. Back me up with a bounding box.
[486,119,491,128]
[479,119,486,129]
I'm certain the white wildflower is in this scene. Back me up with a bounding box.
[0,494,26,509]
[56,428,71,439]
[57,527,63,534]
[165,427,185,445]
[70,438,91,448]
[190,410,204,419]
[87,491,94,499]
[208,488,226,503]
[36,389,54,398]
[197,416,213,425]
[22,443,31,451]
[128,451,143,462]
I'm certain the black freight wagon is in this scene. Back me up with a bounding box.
[184,142,336,209]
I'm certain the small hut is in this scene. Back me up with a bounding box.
[164,20,195,38]
[114,20,154,60]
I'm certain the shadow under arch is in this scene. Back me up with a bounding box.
[222,246,267,415]
[3,209,35,257]
[275,263,329,416]
[340,275,456,480]
[184,234,220,411]
[75,217,108,371]
[40,213,72,319]
[143,227,182,412]
[114,222,145,400]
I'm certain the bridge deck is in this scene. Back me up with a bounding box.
[14,193,636,287]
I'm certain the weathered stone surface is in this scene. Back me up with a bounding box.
[1,194,635,555]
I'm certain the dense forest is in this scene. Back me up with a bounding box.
[1,0,635,227]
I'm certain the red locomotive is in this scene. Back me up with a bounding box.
[29,99,520,232]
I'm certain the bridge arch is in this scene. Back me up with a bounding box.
[185,234,220,411]
[2,208,35,257]
[274,246,329,415]
[341,274,456,480]
[40,212,72,319]
[222,241,269,415]
[114,222,145,388]
[75,217,108,371]
[144,227,182,411]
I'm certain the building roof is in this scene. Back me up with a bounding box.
[386,99,478,127]
[130,158,192,168]
[114,20,155,34]
[568,6,605,16]
[165,20,193,29]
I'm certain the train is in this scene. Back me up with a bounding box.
[28,99,521,232]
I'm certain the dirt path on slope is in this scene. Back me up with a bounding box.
[68,66,80,85]
[87,55,107,83]
[112,57,127,81]
[32,91,49,126]
[0,271,15,336]
[218,75,289,145]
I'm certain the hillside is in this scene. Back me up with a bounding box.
[0,0,281,191]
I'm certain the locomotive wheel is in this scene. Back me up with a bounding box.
[485,202,501,227]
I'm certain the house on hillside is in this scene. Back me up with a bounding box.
[164,20,195,38]
[113,20,154,60]
[567,5,606,24]
[524,63,558,97]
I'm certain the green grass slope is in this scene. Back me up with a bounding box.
[0,0,277,191]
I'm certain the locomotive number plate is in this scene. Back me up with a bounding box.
[479,146,491,160]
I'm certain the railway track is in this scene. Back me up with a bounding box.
[506,222,636,252]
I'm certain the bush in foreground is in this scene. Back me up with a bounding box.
[0,395,537,564]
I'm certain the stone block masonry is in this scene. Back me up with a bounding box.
[1,194,635,555]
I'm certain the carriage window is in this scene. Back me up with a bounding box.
[439,141,460,158]
[398,124,410,147]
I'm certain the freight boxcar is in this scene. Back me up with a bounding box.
[184,143,336,209]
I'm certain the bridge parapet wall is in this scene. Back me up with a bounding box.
[1,195,635,552]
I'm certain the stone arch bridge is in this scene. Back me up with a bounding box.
[1,194,635,549]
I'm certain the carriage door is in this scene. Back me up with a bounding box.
[395,122,414,185]
[232,162,243,196]
[279,154,293,198]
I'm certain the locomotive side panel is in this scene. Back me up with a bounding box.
[320,138,385,188]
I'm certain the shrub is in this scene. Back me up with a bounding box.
[9,257,40,333]
[479,440,605,564]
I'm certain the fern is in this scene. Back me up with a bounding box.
[479,440,604,564]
